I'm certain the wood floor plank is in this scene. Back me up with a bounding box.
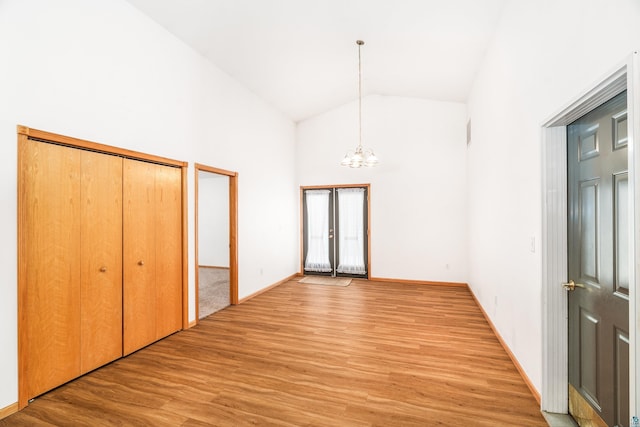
[1,279,546,426]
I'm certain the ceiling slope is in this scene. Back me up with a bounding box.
[126,0,506,121]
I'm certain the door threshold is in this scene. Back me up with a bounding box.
[542,411,578,427]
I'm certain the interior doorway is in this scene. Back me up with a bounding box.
[195,164,238,321]
[541,53,639,420]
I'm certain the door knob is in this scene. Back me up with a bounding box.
[99,266,107,272]
[562,280,585,291]
[138,260,144,266]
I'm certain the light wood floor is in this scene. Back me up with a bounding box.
[1,279,547,426]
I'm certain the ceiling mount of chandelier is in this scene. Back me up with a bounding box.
[340,40,379,168]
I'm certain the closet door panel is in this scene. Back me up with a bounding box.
[80,150,123,372]
[19,139,82,399]
[123,158,157,355]
[155,165,183,339]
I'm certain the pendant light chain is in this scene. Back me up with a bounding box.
[358,40,363,151]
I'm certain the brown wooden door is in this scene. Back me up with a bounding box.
[567,91,628,426]
[19,139,82,401]
[123,159,158,355]
[19,132,184,407]
[123,159,182,355]
[154,165,183,338]
[79,150,123,373]
[19,140,125,402]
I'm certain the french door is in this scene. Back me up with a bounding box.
[302,185,369,278]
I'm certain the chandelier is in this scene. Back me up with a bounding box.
[340,40,379,168]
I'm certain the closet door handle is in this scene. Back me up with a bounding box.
[138,260,144,266]
[99,266,107,272]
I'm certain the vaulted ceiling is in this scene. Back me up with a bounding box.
[126,0,506,122]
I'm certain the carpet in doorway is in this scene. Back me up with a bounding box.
[199,267,230,319]
[299,276,352,287]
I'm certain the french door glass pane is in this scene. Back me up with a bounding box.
[304,190,332,272]
[336,188,366,274]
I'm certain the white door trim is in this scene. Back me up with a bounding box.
[540,51,639,417]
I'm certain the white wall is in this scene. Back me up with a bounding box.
[296,95,468,282]
[198,172,230,267]
[467,0,640,393]
[0,0,297,409]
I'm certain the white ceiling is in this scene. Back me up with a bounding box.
[126,0,506,122]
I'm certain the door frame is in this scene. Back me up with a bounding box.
[194,163,238,322]
[17,125,189,409]
[541,52,640,417]
[300,184,371,278]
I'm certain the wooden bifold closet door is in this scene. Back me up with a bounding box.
[123,159,182,355]
[79,150,124,373]
[19,135,183,407]
[19,140,123,401]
